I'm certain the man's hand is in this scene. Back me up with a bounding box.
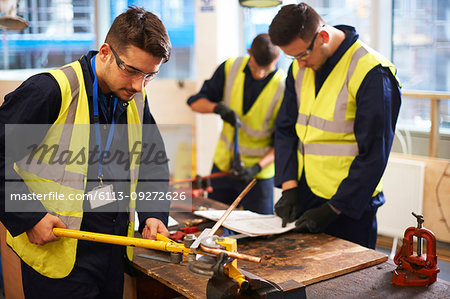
[26,213,66,245]
[142,218,169,240]
[274,187,300,227]
[213,103,241,127]
[229,164,261,183]
[294,203,339,233]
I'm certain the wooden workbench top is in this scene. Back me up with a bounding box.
[127,196,450,298]
[131,232,387,298]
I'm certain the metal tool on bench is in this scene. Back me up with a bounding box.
[137,252,181,264]
[53,179,305,298]
[188,227,305,298]
[187,179,306,298]
[392,212,440,286]
[169,226,198,242]
[53,180,260,266]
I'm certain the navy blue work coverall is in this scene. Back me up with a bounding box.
[187,62,278,214]
[0,51,169,298]
[275,26,401,249]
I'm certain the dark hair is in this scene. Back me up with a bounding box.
[269,2,323,47]
[250,33,280,66]
[105,6,171,63]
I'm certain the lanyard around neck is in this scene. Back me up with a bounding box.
[92,55,118,184]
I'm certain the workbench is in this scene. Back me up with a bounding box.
[125,197,450,298]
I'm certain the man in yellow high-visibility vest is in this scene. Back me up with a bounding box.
[187,34,286,215]
[269,3,401,249]
[0,7,171,298]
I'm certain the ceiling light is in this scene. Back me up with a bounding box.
[239,0,282,8]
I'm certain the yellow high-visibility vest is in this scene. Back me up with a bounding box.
[293,40,400,199]
[7,60,145,278]
[214,56,286,179]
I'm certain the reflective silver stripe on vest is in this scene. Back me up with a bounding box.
[59,66,81,160]
[306,116,354,133]
[239,78,286,138]
[220,133,271,157]
[223,57,244,107]
[240,122,273,139]
[266,79,285,124]
[15,65,86,190]
[296,46,368,133]
[129,207,135,223]
[60,65,80,114]
[294,67,306,108]
[298,139,304,155]
[49,211,83,230]
[300,143,359,156]
[130,168,139,183]
[297,113,308,128]
[59,65,80,125]
[133,92,144,123]
[15,157,86,190]
[129,92,144,186]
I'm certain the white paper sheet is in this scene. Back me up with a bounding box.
[193,210,295,237]
[168,216,179,228]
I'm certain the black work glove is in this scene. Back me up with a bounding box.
[213,103,241,127]
[294,203,339,234]
[229,164,261,184]
[274,187,300,227]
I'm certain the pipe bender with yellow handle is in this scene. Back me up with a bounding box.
[53,179,306,298]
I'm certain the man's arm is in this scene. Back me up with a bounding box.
[136,97,171,239]
[229,147,276,183]
[273,65,302,225]
[328,66,401,219]
[25,213,66,245]
[0,74,61,239]
[189,98,218,113]
[187,62,240,127]
[141,217,169,240]
[186,62,226,107]
[274,64,299,189]
[257,148,274,169]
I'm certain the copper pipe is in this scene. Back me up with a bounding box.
[207,179,257,237]
[54,228,260,262]
[206,171,232,179]
[200,244,261,263]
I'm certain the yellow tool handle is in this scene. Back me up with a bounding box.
[53,228,191,254]
[53,228,261,263]
[224,263,248,289]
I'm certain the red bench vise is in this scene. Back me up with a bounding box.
[392,212,440,286]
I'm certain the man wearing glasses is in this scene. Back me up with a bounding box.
[269,3,401,249]
[1,6,171,298]
[187,34,286,215]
